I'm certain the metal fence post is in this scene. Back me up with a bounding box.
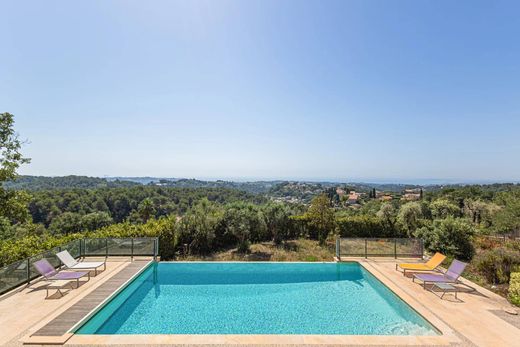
[394,238,397,259]
[26,258,30,284]
[131,238,134,261]
[336,238,340,261]
[364,239,368,259]
[154,238,158,261]
[105,238,108,259]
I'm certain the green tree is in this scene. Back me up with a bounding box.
[305,194,335,245]
[0,113,31,225]
[430,199,461,219]
[263,202,291,245]
[397,202,424,235]
[81,212,113,231]
[415,217,475,260]
[223,202,266,253]
[138,198,156,222]
[177,199,222,254]
[463,199,499,227]
[376,202,398,230]
[49,212,82,235]
[493,190,520,235]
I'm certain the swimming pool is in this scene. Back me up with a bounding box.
[76,262,438,335]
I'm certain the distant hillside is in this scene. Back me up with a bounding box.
[4,176,279,194]
[146,178,281,194]
[9,176,515,199]
[4,175,140,190]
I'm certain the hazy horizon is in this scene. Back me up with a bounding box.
[13,173,520,186]
[3,1,520,181]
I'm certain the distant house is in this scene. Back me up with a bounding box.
[336,188,346,197]
[347,191,360,205]
[380,195,393,201]
[401,188,422,201]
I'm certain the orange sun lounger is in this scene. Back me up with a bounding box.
[396,252,446,276]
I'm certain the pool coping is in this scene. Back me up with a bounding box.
[21,260,152,345]
[24,260,460,346]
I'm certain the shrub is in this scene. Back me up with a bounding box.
[223,202,266,253]
[176,199,221,255]
[415,217,475,260]
[262,203,292,245]
[508,272,520,306]
[474,236,503,250]
[0,216,178,266]
[288,215,311,239]
[336,215,398,238]
[474,247,520,284]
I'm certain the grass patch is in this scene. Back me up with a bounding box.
[179,239,334,262]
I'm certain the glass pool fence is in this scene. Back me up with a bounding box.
[0,237,158,295]
[336,237,423,259]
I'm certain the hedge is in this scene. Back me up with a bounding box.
[0,216,177,267]
[336,215,398,238]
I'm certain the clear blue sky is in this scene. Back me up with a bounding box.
[1,0,519,182]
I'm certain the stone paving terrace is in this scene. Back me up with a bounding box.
[0,257,519,347]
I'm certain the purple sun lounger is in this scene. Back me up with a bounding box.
[413,259,467,289]
[33,258,90,288]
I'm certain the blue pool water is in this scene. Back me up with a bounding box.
[76,262,438,335]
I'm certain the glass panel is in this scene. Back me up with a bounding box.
[107,238,132,255]
[61,240,81,259]
[84,238,107,256]
[132,238,155,255]
[366,239,395,256]
[396,238,423,257]
[0,259,28,295]
[28,248,61,280]
[339,238,366,256]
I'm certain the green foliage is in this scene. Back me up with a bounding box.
[49,212,82,235]
[0,233,83,266]
[430,199,461,219]
[397,202,424,235]
[223,202,266,253]
[415,217,475,260]
[493,190,520,235]
[474,247,520,284]
[177,199,221,255]
[0,113,31,227]
[137,198,156,222]
[0,113,30,183]
[0,216,14,240]
[262,202,292,245]
[304,194,335,245]
[25,186,261,229]
[4,175,139,190]
[81,212,113,231]
[509,272,520,306]
[358,200,382,216]
[376,202,398,231]
[336,215,398,238]
[0,216,178,267]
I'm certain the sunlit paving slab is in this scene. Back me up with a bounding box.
[1,258,519,346]
[0,259,151,346]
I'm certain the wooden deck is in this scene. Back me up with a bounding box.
[32,261,149,337]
